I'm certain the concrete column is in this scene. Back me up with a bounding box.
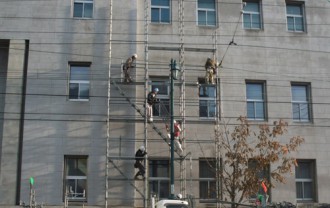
[0,39,25,205]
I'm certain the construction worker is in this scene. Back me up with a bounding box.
[134,146,147,179]
[166,120,183,156]
[204,57,217,84]
[146,88,159,122]
[123,53,137,83]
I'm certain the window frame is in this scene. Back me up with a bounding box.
[64,155,88,202]
[73,0,94,19]
[246,81,267,121]
[199,158,217,202]
[291,83,312,122]
[69,63,91,101]
[295,160,316,202]
[151,0,171,24]
[150,78,170,118]
[286,2,306,32]
[197,0,217,26]
[242,0,262,30]
[149,159,170,199]
[199,79,217,119]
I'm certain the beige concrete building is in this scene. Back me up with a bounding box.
[0,0,329,208]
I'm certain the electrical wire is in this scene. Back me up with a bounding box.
[0,3,328,126]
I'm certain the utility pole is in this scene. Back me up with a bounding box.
[169,59,180,199]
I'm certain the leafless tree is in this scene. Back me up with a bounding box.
[214,116,304,208]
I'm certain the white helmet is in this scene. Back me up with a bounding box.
[132,53,137,59]
[139,145,145,152]
[173,120,177,124]
[176,193,182,199]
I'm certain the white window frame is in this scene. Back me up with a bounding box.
[73,0,93,19]
[291,84,311,122]
[295,160,315,202]
[197,0,216,26]
[246,82,266,121]
[151,0,171,23]
[149,159,170,199]
[199,158,217,201]
[64,156,87,201]
[69,64,90,101]
[242,0,262,29]
[199,82,216,119]
[150,78,170,117]
[286,2,305,32]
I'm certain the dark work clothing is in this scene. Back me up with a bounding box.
[147,92,157,105]
[135,149,147,162]
[134,149,147,178]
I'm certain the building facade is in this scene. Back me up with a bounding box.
[0,0,329,208]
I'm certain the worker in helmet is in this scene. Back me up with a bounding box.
[204,57,217,84]
[134,145,147,179]
[166,120,183,156]
[146,88,159,122]
[123,53,137,83]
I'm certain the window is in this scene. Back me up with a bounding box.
[149,159,169,199]
[286,2,305,32]
[291,84,311,122]
[243,1,262,29]
[64,156,87,201]
[69,64,90,101]
[246,82,266,120]
[151,0,170,23]
[199,79,216,118]
[151,79,170,117]
[295,160,316,201]
[73,0,93,18]
[199,158,216,201]
[197,0,216,26]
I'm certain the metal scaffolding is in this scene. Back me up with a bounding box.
[105,0,220,207]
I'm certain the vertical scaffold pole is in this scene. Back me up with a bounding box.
[105,0,113,208]
[214,30,222,208]
[144,0,149,207]
[178,0,186,198]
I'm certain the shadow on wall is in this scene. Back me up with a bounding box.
[0,40,9,172]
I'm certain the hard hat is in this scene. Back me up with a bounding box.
[174,120,177,124]
[132,54,137,58]
[139,146,145,152]
[176,193,182,199]
[153,88,159,92]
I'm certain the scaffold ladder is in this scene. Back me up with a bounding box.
[110,79,172,147]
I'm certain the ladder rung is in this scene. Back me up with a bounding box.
[111,80,174,148]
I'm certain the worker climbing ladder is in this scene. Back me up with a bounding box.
[105,0,220,207]
[111,78,177,149]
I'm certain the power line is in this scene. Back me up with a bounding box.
[0,29,329,40]
[3,70,330,90]
[0,45,322,67]
[0,15,329,26]
[2,116,330,129]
